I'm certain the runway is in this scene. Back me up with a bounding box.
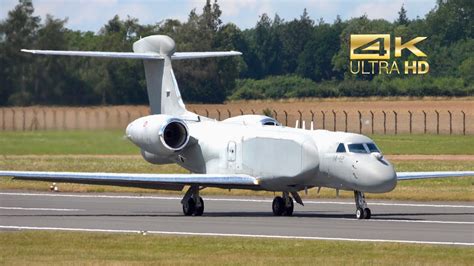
[1,191,473,246]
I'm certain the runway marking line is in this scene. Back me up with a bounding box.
[0,225,472,246]
[1,192,473,209]
[342,218,474,225]
[0,207,83,212]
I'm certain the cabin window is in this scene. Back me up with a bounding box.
[348,143,368,153]
[366,143,380,153]
[336,143,346,153]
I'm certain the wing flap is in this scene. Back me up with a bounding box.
[397,171,474,180]
[0,171,259,190]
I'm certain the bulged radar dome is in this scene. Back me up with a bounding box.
[133,35,176,56]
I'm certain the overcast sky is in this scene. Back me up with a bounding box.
[1,0,437,32]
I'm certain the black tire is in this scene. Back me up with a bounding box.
[282,197,294,216]
[194,197,204,216]
[356,207,365,219]
[272,196,285,216]
[364,208,371,219]
[182,198,195,216]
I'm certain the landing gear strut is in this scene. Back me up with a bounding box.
[354,191,371,219]
[182,185,204,216]
[272,192,294,216]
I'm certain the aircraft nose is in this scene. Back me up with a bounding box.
[354,157,397,193]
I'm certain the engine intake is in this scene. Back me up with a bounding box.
[160,119,189,151]
[126,115,190,155]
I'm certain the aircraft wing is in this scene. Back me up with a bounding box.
[0,171,260,190]
[397,171,474,180]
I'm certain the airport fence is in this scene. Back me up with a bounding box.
[0,106,471,135]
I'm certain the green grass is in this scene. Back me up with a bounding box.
[370,134,474,155]
[0,231,472,265]
[0,130,136,155]
[1,156,472,201]
[0,131,473,155]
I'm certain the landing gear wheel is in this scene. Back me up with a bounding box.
[272,196,285,216]
[356,207,365,220]
[182,198,195,216]
[194,197,204,216]
[282,197,294,216]
[364,208,371,219]
[354,191,371,220]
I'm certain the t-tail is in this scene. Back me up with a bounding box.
[21,35,241,116]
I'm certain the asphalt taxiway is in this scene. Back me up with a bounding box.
[0,191,473,246]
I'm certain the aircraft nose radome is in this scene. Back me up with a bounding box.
[370,162,397,192]
[357,159,397,193]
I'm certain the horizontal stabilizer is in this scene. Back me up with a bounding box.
[172,51,242,60]
[397,171,474,180]
[0,171,259,190]
[21,50,242,60]
[21,49,164,60]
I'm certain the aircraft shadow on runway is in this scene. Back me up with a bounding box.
[1,211,473,220]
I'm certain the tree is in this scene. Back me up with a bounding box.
[297,22,342,81]
[0,0,40,105]
[173,0,230,103]
[97,15,146,105]
[396,4,409,25]
[459,57,474,85]
[425,0,474,45]
[279,9,314,73]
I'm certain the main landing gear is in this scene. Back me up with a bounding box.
[354,191,371,219]
[181,186,204,216]
[272,192,294,216]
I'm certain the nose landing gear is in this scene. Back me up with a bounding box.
[354,191,371,219]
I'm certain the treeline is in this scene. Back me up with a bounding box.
[0,0,473,106]
[231,75,472,100]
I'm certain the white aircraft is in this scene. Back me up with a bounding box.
[1,35,472,219]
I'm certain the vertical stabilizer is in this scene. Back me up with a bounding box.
[133,35,187,115]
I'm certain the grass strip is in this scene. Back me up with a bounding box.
[0,231,472,265]
[0,131,473,155]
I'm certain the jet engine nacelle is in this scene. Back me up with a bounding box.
[141,149,173,164]
[126,115,190,155]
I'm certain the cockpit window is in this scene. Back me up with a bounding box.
[263,121,276,126]
[348,143,368,153]
[336,143,346,153]
[366,143,380,153]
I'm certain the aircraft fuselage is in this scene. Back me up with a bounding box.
[126,115,397,194]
